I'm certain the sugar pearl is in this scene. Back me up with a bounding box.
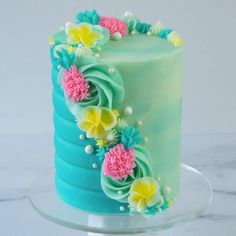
[108,68,115,74]
[124,11,134,18]
[147,31,152,36]
[95,53,100,58]
[79,134,85,140]
[85,145,94,154]
[163,186,172,196]
[136,120,143,127]
[92,163,97,169]
[131,30,136,35]
[120,206,125,212]
[113,32,122,40]
[144,137,149,143]
[118,190,123,196]
[57,65,61,70]
[124,106,133,116]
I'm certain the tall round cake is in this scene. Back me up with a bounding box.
[49,10,184,215]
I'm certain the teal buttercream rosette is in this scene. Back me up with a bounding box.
[53,45,125,117]
[66,56,125,117]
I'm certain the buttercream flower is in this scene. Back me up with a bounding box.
[106,129,119,145]
[128,177,164,213]
[159,28,173,39]
[101,145,153,203]
[167,31,184,47]
[99,16,128,37]
[52,46,76,70]
[63,65,90,102]
[96,138,109,149]
[64,57,125,116]
[96,147,108,162]
[120,126,143,149]
[76,10,100,25]
[78,106,117,138]
[150,21,164,35]
[66,22,103,47]
[103,144,136,180]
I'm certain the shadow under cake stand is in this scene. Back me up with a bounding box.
[28,164,213,235]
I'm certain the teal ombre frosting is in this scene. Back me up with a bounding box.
[51,32,183,214]
[101,145,153,203]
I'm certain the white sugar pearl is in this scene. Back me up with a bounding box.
[136,120,143,127]
[124,11,134,18]
[95,53,100,58]
[79,134,85,140]
[144,137,149,143]
[113,32,122,40]
[147,31,152,36]
[124,106,133,116]
[163,186,172,196]
[92,163,97,169]
[108,68,115,74]
[85,145,94,154]
[131,30,136,35]
[57,65,61,70]
[118,190,123,196]
[120,206,125,212]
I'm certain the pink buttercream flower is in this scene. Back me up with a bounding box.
[62,65,90,103]
[103,144,136,180]
[99,16,128,37]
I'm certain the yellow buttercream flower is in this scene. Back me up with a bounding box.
[66,22,102,48]
[78,106,117,139]
[168,31,184,47]
[112,109,120,118]
[128,177,164,213]
[96,138,109,148]
[48,36,55,46]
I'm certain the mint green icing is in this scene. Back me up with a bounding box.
[101,145,153,203]
[51,30,183,214]
[99,35,183,200]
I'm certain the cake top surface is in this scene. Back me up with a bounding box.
[50,10,183,60]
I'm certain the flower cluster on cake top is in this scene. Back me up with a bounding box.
[49,9,179,215]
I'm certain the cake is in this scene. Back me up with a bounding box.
[49,10,184,215]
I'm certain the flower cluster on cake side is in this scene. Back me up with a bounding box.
[49,10,182,215]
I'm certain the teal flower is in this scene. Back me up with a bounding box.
[136,22,152,33]
[159,28,173,39]
[146,205,159,215]
[51,45,75,70]
[120,126,143,149]
[96,147,109,162]
[76,10,100,25]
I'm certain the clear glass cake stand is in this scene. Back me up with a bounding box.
[28,164,213,235]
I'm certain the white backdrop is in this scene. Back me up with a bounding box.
[0,0,235,135]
